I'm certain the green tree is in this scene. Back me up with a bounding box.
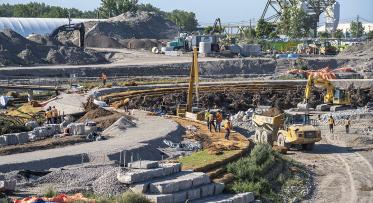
[256,19,275,38]
[100,0,138,18]
[318,31,331,38]
[243,27,256,39]
[333,29,344,39]
[350,20,365,38]
[278,4,312,38]
[367,31,373,40]
[167,10,198,32]
[137,3,162,14]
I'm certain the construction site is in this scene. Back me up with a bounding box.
[0,0,372,203]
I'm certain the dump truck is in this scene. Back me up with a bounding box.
[252,108,321,150]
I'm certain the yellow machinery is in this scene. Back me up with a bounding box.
[298,75,351,111]
[252,108,321,150]
[319,41,337,55]
[177,48,203,119]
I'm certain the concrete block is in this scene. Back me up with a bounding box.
[187,188,201,200]
[230,196,244,203]
[150,180,179,194]
[0,136,6,146]
[172,191,187,203]
[0,180,16,192]
[177,179,193,191]
[0,175,4,181]
[129,183,149,193]
[145,194,173,203]
[117,167,166,184]
[161,165,174,176]
[214,183,225,195]
[191,172,210,187]
[16,132,29,144]
[201,184,215,197]
[159,163,181,174]
[4,134,17,145]
[239,192,255,203]
[128,160,159,169]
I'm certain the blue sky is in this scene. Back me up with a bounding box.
[2,0,373,24]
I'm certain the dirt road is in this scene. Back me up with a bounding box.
[289,121,373,203]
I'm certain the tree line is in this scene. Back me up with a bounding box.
[0,1,198,32]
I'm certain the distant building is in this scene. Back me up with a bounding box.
[318,22,373,33]
[0,17,104,37]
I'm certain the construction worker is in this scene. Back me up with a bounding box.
[51,106,59,124]
[224,119,232,140]
[45,107,53,124]
[328,115,335,133]
[208,112,216,132]
[216,110,223,132]
[345,117,351,133]
[205,110,211,128]
[123,98,130,113]
[101,73,108,86]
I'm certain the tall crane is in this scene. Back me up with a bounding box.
[261,0,339,37]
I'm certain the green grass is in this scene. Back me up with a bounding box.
[178,149,241,170]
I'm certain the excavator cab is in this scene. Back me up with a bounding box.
[333,89,350,105]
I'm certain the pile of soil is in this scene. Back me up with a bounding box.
[79,107,114,121]
[338,40,373,73]
[0,29,107,66]
[78,107,127,130]
[85,11,177,49]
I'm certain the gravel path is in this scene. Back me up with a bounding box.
[289,120,373,203]
[0,110,179,172]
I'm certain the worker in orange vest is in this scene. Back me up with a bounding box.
[45,106,53,124]
[224,119,232,140]
[216,110,223,132]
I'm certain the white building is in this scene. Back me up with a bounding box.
[318,22,373,33]
[0,17,104,37]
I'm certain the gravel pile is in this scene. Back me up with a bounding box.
[85,11,178,49]
[17,164,127,196]
[0,29,107,66]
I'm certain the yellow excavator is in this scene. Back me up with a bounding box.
[297,75,352,111]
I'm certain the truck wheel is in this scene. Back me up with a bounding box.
[304,143,315,151]
[261,131,272,145]
[254,130,261,143]
[277,134,286,147]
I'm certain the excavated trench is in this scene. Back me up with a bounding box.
[109,85,373,114]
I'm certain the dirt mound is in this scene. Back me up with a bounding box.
[27,34,61,46]
[0,29,107,66]
[79,108,114,121]
[85,11,177,49]
[340,40,373,58]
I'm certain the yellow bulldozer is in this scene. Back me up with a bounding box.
[252,107,321,150]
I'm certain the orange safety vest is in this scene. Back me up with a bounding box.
[216,113,223,122]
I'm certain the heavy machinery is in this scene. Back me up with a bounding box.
[50,23,85,48]
[297,75,352,111]
[176,48,203,120]
[319,41,337,55]
[168,37,188,51]
[252,108,321,150]
[210,18,223,35]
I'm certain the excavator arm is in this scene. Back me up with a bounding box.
[299,75,335,110]
[50,23,85,48]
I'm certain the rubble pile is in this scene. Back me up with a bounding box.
[319,108,373,125]
[85,11,178,49]
[0,29,107,66]
[339,40,373,73]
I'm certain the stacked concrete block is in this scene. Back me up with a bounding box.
[117,163,180,184]
[128,160,159,169]
[120,161,256,203]
[0,180,16,192]
[16,132,29,144]
[4,134,18,145]
[30,126,57,140]
[67,123,85,135]
[0,136,6,146]
[45,124,62,134]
